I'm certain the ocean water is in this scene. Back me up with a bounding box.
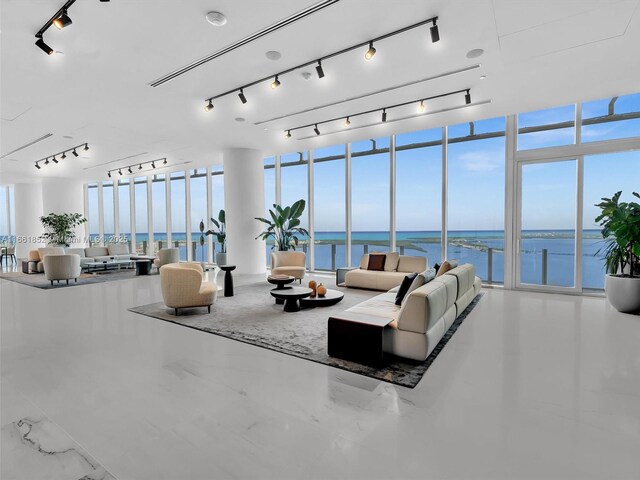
[104,230,608,290]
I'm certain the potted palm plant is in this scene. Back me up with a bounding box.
[40,212,87,247]
[206,209,227,265]
[595,191,640,313]
[255,199,309,251]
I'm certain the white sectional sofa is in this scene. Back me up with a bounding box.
[344,253,427,291]
[338,263,481,361]
[27,244,138,272]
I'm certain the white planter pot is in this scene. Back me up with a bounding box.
[605,274,640,313]
[216,252,227,266]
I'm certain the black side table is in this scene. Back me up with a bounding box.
[219,265,236,297]
[135,260,152,276]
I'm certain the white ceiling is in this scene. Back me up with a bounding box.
[1,0,639,184]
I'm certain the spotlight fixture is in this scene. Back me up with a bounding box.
[107,171,111,178]
[139,164,143,170]
[238,89,247,104]
[83,143,89,152]
[35,36,54,55]
[430,19,440,43]
[118,169,122,176]
[204,100,214,112]
[33,143,88,169]
[35,163,42,170]
[128,167,133,174]
[107,158,166,179]
[151,161,156,169]
[45,158,50,165]
[163,159,167,165]
[283,88,472,138]
[53,10,72,29]
[286,130,292,138]
[365,41,376,60]
[72,149,78,157]
[52,156,59,164]
[202,15,441,111]
[61,152,66,159]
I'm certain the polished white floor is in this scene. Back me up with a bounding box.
[1,266,639,480]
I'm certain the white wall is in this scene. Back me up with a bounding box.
[41,177,86,246]
[223,148,265,275]
[14,183,44,258]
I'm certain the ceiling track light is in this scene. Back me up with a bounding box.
[163,159,167,165]
[53,9,72,29]
[118,169,122,176]
[35,36,54,55]
[286,130,292,138]
[205,100,214,112]
[107,158,167,179]
[238,89,247,104]
[34,143,87,168]
[128,167,133,174]
[284,88,472,138]
[139,164,143,170]
[430,19,440,43]
[107,171,111,178]
[365,41,376,61]
[202,15,441,110]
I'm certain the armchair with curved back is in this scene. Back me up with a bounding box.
[270,251,306,282]
[159,262,217,315]
[154,248,180,271]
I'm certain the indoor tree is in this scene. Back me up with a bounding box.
[255,199,309,251]
[40,212,87,247]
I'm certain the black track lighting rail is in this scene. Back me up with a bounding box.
[35,0,77,38]
[34,143,88,169]
[285,88,471,136]
[107,158,167,178]
[203,15,439,106]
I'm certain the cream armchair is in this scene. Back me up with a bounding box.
[160,263,217,315]
[154,248,180,270]
[270,251,306,282]
[43,254,82,286]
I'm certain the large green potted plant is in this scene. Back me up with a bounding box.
[255,199,309,251]
[206,209,227,265]
[40,212,87,247]
[595,191,640,313]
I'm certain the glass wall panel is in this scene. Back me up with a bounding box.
[211,166,225,257]
[190,168,209,263]
[118,180,131,249]
[448,118,505,283]
[351,137,390,264]
[582,93,640,143]
[151,174,166,251]
[517,105,575,150]
[314,145,345,271]
[583,151,640,290]
[8,186,15,239]
[396,128,442,267]
[134,177,148,254]
[264,157,276,265]
[102,181,115,240]
[281,151,309,265]
[171,172,187,260]
[87,183,99,242]
[0,186,8,238]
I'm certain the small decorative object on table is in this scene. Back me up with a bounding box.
[308,280,317,297]
[317,283,327,297]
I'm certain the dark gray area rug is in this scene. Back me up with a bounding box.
[0,269,150,289]
[129,283,483,388]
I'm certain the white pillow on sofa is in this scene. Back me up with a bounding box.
[107,243,130,256]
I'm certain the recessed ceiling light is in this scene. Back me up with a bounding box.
[206,11,227,26]
[265,50,282,61]
[235,117,246,122]
[263,127,269,131]
[466,48,484,59]
[480,75,487,80]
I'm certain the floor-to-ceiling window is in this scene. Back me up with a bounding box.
[448,118,505,283]
[87,183,99,243]
[396,128,443,267]
[351,137,391,264]
[581,92,640,142]
[281,152,309,265]
[210,166,224,258]
[313,145,345,271]
[517,104,576,150]
[151,174,166,251]
[134,177,148,254]
[264,157,276,264]
[0,186,10,240]
[190,168,208,263]
[118,179,131,249]
[170,172,187,260]
[102,181,115,241]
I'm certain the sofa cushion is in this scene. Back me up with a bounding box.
[397,274,457,334]
[65,248,86,258]
[85,246,110,258]
[444,264,476,302]
[436,260,458,277]
[397,256,427,273]
[384,252,400,272]
[395,273,418,305]
[419,267,437,284]
[403,273,427,302]
[359,254,369,269]
[37,247,65,259]
[346,292,399,321]
[344,269,407,291]
[107,243,130,256]
[367,253,386,271]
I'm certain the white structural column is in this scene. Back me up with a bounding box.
[504,115,518,289]
[14,183,44,258]
[223,148,266,274]
[41,177,86,245]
